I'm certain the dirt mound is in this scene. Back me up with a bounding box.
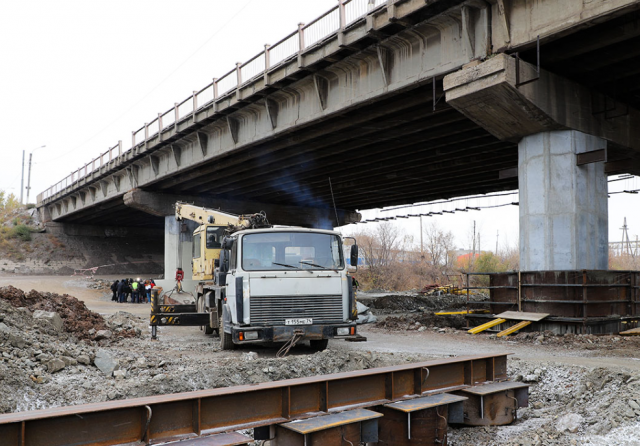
[0,285,107,340]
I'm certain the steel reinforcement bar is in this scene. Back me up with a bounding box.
[0,354,509,446]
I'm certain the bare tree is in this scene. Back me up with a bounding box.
[423,222,455,267]
[356,222,401,268]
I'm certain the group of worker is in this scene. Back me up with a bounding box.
[110,278,156,304]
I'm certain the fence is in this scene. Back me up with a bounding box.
[37,0,389,204]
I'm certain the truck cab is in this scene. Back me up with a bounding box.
[218,227,358,350]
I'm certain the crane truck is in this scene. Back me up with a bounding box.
[150,202,360,350]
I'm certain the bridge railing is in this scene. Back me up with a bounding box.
[37,0,388,205]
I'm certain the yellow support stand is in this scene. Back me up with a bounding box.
[468,318,507,334]
[497,320,532,337]
[435,310,490,316]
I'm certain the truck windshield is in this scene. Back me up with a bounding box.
[242,232,344,271]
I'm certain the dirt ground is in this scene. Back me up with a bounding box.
[0,279,639,445]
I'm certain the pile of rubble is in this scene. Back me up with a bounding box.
[362,291,487,314]
[375,313,467,330]
[450,360,640,446]
[0,288,427,414]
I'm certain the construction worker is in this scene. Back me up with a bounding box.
[117,279,126,303]
[131,279,140,304]
[110,280,119,302]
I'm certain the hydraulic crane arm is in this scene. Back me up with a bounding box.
[175,202,242,227]
[175,202,270,233]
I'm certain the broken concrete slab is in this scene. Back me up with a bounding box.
[33,310,63,332]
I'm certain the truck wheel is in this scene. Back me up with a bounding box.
[219,315,235,350]
[309,339,329,351]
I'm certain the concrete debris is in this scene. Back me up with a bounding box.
[45,359,66,374]
[93,349,119,376]
[556,413,584,433]
[94,330,112,341]
[32,310,63,332]
[242,352,258,361]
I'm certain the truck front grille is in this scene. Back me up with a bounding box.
[249,295,344,325]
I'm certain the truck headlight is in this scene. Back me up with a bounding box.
[336,327,350,336]
[243,331,259,340]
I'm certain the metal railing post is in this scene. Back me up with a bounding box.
[235,62,242,100]
[131,131,136,149]
[338,0,346,30]
[118,140,122,156]
[298,23,305,51]
[144,123,149,143]
[158,113,163,133]
[297,23,305,67]
[264,44,271,85]
[192,91,197,119]
[236,62,242,86]
[174,102,179,130]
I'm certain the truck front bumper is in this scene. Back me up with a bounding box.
[231,323,356,344]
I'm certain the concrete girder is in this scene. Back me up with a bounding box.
[122,189,361,229]
[443,53,640,156]
[487,0,640,52]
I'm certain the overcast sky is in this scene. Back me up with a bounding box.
[1,0,637,251]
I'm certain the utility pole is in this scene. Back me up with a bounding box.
[420,215,424,260]
[471,220,476,269]
[621,217,633,258]
[20,150,25,204]
[26,153,34,205]
[25,145,46,205]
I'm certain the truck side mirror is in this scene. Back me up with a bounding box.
[350,245,359,270]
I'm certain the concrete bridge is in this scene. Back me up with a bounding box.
[37,0,640,281]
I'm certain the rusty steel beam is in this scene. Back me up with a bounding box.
[0,354,510,446]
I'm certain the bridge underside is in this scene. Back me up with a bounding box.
[58,86,519,228]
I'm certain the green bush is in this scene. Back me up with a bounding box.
[11,224,34,242]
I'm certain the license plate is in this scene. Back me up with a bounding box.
[285,318,312,326]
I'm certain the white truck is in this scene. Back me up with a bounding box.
[150,203,360,350]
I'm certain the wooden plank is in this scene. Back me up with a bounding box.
[496,311,549,322]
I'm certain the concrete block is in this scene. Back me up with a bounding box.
[33,310,63,332]
[94,349,119,376]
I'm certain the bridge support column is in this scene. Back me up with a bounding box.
[519,130,608,270]
[157,216,198,296]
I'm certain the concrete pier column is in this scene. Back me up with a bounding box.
[156,216,198,295]
[519,130,608,270]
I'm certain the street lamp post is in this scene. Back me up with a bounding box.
[24,145,46,205]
